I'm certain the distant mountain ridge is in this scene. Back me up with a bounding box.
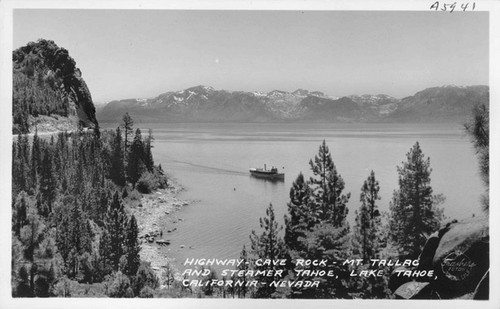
[98,85,489,124]
[387,85,489,122]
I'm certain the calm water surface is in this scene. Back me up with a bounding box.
[109,122,485,271]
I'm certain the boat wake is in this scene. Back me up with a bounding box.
[166,157,248,176]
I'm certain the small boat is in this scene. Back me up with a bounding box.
[249,164,285,180]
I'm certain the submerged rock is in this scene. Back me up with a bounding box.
[156,239,170,246]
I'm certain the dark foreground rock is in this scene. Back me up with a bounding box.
[390,217,489,299]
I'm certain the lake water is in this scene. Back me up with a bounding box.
[106,122,485,271]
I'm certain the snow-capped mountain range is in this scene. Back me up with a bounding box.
[98,85,488,123]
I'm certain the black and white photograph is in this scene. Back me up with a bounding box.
[0,0,498,307]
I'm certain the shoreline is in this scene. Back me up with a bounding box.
[130,177,190,283]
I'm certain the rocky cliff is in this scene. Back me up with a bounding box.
[12,39,98,134]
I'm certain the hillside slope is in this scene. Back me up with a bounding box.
[387,86,489,122]
[13,39,98,134]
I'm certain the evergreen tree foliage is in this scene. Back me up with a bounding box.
[198,266,219,296]
[107,271,134,298]
[349,171,390,299]
[127,128,146,186]
[388,142,444,259]
[39,146,56,215]
[105,192,128,271]
[11,122,166,296]
[139,286,155,298]
[133,262,159,296]
[56,201,93,280]
[308,140,350,226]
[249,204,286,298]
[12,70,69,134]
[13,201,62,297]
[284,173,314,253]
[12,134,30,193]
[96,229,113,281]
[143,128,155,172]
[121,112,134,155]
[12,39,98,134]
[12,191,30,236]
[32,232,61,296]
[464,103,489,211]
[353,170,382,262]
[15,265,33,297]
[234,245,250,298]
[110,127,126,186]
[298,222,351,298]
[279,140,353,299]
[122,215,141,277]
[19,204,45,262]
[30,129,41,189]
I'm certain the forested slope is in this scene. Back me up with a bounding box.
[13,39,98,134]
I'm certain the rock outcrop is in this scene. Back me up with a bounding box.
[13,39,98,134]
[390,217,489,299]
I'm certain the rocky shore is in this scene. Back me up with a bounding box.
[130,179,190,282]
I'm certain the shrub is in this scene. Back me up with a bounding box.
[107,271,133,298]
[133,262,159,296]
[53,276,78,297]
[139,286,155,298]
[136,169,168,194]
[136,172,156,194]
[128,189,142,201]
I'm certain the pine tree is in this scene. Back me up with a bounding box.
[30,129,41,190]
[133,262,159,296]
[39,146,56,215]
[13,134,30,194]
[121,112,134,156]
[105,192,128,270]
[308,140,350,226]
[464,104,489,211]
[33,235,60,296]
[19,204,45,262]
[107,271,134,298]
[143,128,155,172]
[56,201,93,279]
[12,192,29,236]
[127,128,145,186]
[353,170,382,262]
[15,265,32,297]
[72,153,85,196]
[299,222,351,298]
[235,245,249,298]
[284,173,314,253]
[389,142,444,259]
[97,229,113,280]
[122,215,141,277]
[349,171,390,299]
[199,266,218,296]
[279,140,353,298]
[110,127,126,186]
[249,204,286,298]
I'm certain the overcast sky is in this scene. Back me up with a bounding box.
[13,10,488,102]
